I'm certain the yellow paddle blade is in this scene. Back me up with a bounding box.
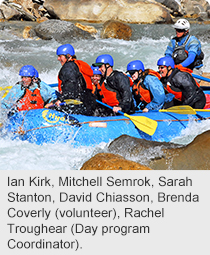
[0,86,13,98]
[195,109,210,112]
[160,105,197,115]
[64,99,83,105]
[124,113,158,136]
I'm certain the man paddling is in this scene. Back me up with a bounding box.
[165,18,204,71]
[1,65,57,112]
[157,56,206,109]
[54,44,96,116]
[92,54,135,116]
[126,60,172,112]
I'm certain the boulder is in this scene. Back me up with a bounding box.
[107,131,210,170]
[80,153,152,170]
[100,20,132,40]
[43,0,172,24]
[167,130,210,170]
[34,19,95,42]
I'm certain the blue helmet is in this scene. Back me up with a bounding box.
[34,68,39,78]
[91,65,102,75]
[19,65,35,77]
[56,44,75,56]
[127,60,145,72]
[157,56,175,68]
[93,54,114,67]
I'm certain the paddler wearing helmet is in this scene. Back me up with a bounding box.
[126,60,169,112]
[54,44,96,116]
[1,65,57,112]
[164,18,204,70]
[91,65,102,95]
[157,56,206,109]
[92,54,135,115]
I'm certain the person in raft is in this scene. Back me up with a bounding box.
[1,65,57,113]
[157,56,206,109]
[164,18,204,71]
[91,65,102,95]
[54,43,96,116]
[92,54,135,116]
[126,60,173,112]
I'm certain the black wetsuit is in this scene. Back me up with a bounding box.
[58,61,96,115]
[161,68,206,109]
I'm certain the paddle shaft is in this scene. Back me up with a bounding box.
[96,99,125,115]
[192,73,210,83]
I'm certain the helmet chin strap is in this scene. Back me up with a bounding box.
[104,64,111,78]
[166,67,173,77]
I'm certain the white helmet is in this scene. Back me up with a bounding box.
[172,19,190,31]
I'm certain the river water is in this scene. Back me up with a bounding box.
[1,21,210,170]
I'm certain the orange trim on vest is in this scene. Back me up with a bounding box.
[99,81,120,106]
[17,88,45,111]
[147,69,162,80]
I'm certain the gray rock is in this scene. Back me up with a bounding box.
[34,19,95,43]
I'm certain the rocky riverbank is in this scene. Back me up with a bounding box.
[1,0,210,24]
[1,0,210,41]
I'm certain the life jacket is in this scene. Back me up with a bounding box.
[175,65,200,87]
[164,66,201,101]
[58,59,93,93]
[132,69,160,104]
[17,88,45,111]
[97,80,120,107]
[172,35,204,69]
[172,35,191,65]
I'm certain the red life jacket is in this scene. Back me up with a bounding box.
[17,88,45,111]
[132,70,161,104]
[58,59,93,93]
[98,81,120,107]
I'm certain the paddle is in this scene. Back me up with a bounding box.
[96,100,157,136]
[0,86,13,98]
[47,99,83,107]
[160,105,210,115]
[192,73,210,83]
[159,106,197,115]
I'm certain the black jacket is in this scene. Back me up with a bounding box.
[58,61,96,115]
[97,70,134,113]
[161,68,206,108]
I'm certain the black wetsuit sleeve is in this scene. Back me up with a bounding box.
[58,61,81,101]
[111,72,133,113]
